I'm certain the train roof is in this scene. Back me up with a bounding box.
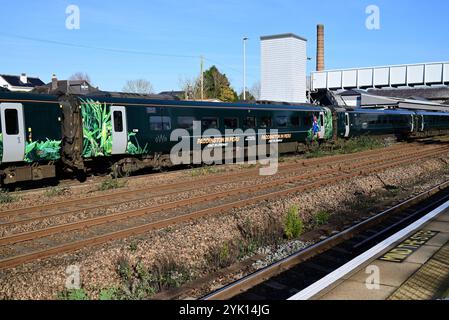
[347,108,416,115]
[414,110,449,116]
[83,95,325,112]
[0,91,59,103]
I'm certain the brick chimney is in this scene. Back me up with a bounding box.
[316,24,325,71]
[51,74,58,91]
[20,73,28,84]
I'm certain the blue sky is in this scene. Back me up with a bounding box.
[0,0,448,93]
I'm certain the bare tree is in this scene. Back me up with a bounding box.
[250,81,261,100]
[69,72,92,83]
[122,79,154,94]
[178,76,202,100]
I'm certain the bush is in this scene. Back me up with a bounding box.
[0,190,15,204]
[284,205,304,240]
[314,210,330,226]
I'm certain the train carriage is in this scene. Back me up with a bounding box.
[337,109,415,138]
[1,88,449,186]
[0,92,62,184]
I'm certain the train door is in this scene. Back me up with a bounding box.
[110,106,128,155]
[420,115,425,132]
[319,111,325,139]
[344,112,350,138]
[0,103,25,163]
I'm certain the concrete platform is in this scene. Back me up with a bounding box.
[313,208,449,300]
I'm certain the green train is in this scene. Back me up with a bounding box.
[0,89,448,185]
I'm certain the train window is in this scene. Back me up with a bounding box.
[260,116,272,128]
[244,116,256,128]
[303,116,312,127]
[276,116,288,127]
[202,117,219,129]
[5,109,19,135]
[224,118,239,129]
[113,111,123,132]
[290,116,300,127]
[150,116,171,131]
[177,116,196,130]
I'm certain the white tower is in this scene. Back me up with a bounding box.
[260,33,307,103]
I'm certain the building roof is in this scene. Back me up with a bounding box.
[260,33,307,42]
[0,74,45,88]
[367,86,449,101]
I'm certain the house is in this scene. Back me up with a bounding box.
[0,73,45,92]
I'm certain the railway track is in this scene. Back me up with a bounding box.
[202,180,449,300]
[0,148,449,245]
[0,143,448,271]
[0,143,433,223]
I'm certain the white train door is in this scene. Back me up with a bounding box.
[110,106,128,155]
[0,103,25,163]
[344,113,350,138]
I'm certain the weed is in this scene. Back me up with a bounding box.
[98,177,126,191]
[0,190,15,204]
[314,210,331,226]
[58,288,89,300]
[239,164,257,170]
[44,186,70,197]
[114,255,189,299]
[117,256,133,282]
[148,257,191,291]
[237,215,283,256]
[98,287,118,300]
[305,136,385,159]
[129,242,138,252]
[207,241,239,270]
[284,205,304,240]
[190,166,218,177]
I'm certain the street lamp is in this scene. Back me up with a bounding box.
[243,37,248,101]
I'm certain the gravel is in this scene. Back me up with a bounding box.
[1,146,449,300]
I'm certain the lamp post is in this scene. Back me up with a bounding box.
[243,37,248,100]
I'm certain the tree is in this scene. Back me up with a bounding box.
[238,90,256,101]
[250,82,261,101]
[178,76,202,100]
[69,72,92,84]
[203,66,238,102]
[122,79,154,94]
